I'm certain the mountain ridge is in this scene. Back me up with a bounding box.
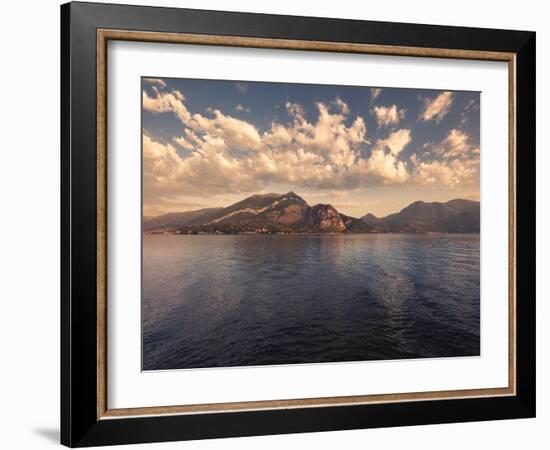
[361,198,480,233]
[144,193,479,234]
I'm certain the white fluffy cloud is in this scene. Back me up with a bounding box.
[411,129,479,187]
[143,86,475,209]
[435,129,479,158]
[372,104,405,128]
[144,87,262,150]
[420,91,454,123]
[143,88,378,198]
[360,129,412,184]
[411,155,479,188]
[375,129,412,156]
[143,87,188,121]
[364,149,409,184]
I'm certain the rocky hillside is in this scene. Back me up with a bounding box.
[144,194,479,234]
[144,192,368,234]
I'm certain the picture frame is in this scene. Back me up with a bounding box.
[61,1,536,447]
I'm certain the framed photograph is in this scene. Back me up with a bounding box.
[61,2,536,447]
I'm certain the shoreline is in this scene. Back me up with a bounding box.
[144,231,481,236]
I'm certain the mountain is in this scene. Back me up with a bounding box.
[361,199,480,233]
[144,194,479,235]
[143,208,223,231]
[145,192,368,234]
[202,192,307,226]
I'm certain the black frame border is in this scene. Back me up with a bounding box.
[61,2,535,447]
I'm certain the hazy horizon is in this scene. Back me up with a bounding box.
[142,78,480,217]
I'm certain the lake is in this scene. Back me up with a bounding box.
[142,234,480,370]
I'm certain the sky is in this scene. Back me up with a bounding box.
[142,77,480,218]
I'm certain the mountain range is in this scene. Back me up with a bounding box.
[144,192,479,234]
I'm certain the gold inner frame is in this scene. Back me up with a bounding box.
[96,29,517,420]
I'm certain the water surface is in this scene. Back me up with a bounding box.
[142,234,480,370]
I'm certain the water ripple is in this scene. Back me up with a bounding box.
[142,234,480,370]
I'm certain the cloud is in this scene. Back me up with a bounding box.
[143,88,375,201]
[235,104,250,113]
[358,128,412,184]
[375,129,412,156]
[285,101,305,118]
[363,148,409,184]
[411,154,479,188]
[370,88,382,104]
[459,99,480,126]
[429,129,479,159]
[332,97,350,114]
[419,91,454,123]
[143,87,476,211]
[372,105,405,128]
[411,129,479,187]
[143,87,261,150]
[235,82,248,94]
[143,133,262,200]
[143,78,166,88]
[173,135,195,152]
[143,87,188,122]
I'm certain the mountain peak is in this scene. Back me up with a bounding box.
[255,192,282,198]
[284,190,302,199]
[279,191,308,205]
